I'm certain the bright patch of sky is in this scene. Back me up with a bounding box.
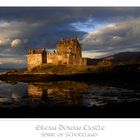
[82,51,108,58]
[70,19,107,33]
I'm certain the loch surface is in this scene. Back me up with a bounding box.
[0,80,140,118]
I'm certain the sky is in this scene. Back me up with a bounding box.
[0,7,140,68]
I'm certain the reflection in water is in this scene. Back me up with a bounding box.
[28,84,44,103]
[0,81,27,102]
[27,81,140,107]
[0,80,140,108]
[28,82,86,106]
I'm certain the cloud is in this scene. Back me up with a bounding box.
[11,39,22,47]
[0,55,26,68]
[0,60,4,65]
[0,38,10,46]
[0,7,140,67]
[82,51,108,58]
[14,59,25,64]
[0,20,42,39]
[81,18,140,57]
[0,39,4,45]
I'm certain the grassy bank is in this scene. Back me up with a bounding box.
[0,64,140,82]
[30,64,89,74]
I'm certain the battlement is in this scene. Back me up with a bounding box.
[56,37,81,56]
[58,36,79,45]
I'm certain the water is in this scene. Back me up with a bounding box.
[0,80,140,109]
[0,80,140,117]
[0,71,7,75]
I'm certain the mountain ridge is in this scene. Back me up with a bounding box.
[98,51,140,65]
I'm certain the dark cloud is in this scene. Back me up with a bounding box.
[0,7,139,21]
[0,7,140,67]
[82,18,140,57]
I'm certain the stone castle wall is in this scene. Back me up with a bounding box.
[27,49,47,71]
[27,54,43,71]
[27,37,87,71]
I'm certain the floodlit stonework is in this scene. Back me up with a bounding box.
[27,37,87,71]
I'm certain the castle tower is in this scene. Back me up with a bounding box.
[56,37,82,65]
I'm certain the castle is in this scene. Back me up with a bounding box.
[27,37,87,71]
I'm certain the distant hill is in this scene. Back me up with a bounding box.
[101,52,140,65]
